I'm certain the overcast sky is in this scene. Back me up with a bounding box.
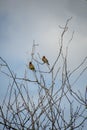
[0,0,87,102]
[0,0,87,80]
[0,0,87,64]
[0,1,87,129]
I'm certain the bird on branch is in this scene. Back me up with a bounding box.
[42,56,49,65]
[29,62,36,71]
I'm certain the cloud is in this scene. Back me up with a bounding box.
[0,0,60,62]
[0,2,87,129]
[0,0,87,70]
[67,0,87,18]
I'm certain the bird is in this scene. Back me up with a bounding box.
[42,56,49,65]
[29,62,35,71]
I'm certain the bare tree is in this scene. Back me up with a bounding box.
[0,18,87,130]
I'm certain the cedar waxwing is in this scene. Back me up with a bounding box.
[42,56,49,65]
[29,62,35,71]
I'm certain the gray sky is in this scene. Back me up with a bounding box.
[0,0,87,81]
[0,0,87,89]
[0,0,87,64]
[0,1,87,129]
[0,0,87,100]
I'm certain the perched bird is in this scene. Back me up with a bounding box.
[42,56,49,65]
[29,62,35,71]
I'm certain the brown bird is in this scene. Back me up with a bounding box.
[42,56,49,65]
[29,62,35,71]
